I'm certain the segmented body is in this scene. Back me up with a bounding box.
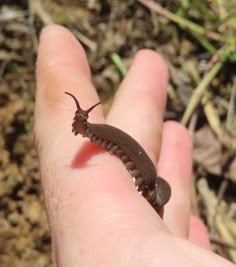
[66,92,171,215]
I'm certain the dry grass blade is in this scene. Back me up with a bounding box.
[197,179,236,262]
[181,61,222,125]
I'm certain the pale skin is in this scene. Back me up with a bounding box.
[35,25,235,266]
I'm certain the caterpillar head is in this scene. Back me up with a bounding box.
[65,92,100,137]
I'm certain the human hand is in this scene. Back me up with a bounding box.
[35,25,234,266]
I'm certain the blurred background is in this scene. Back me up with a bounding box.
[0,0,236,266]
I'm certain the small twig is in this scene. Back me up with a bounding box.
[137,0,229,44]
[71,28,97,51]
[27,8,38,52]
[206,54,220,72]
[212,180,229,232]
[188,112,198,136]
[167,84,177,100]
[181,61,222,125]
[202,91,224,141]
[28,0,54,25]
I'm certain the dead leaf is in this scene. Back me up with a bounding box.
[193,126,222,175]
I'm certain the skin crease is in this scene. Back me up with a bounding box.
[35,25,235,266]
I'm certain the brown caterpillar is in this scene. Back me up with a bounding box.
[65,92,171,216]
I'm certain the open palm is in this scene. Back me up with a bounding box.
[35,25,234,266]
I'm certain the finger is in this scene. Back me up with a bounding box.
[108,49,169,168]
[189,216,211,249]
[35,24,105,168]
[35,25,103,156]
[35,24,106,224]
[158,121,192,237]
[35,26,115,265]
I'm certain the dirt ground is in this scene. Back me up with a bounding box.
[0,0,236,266]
